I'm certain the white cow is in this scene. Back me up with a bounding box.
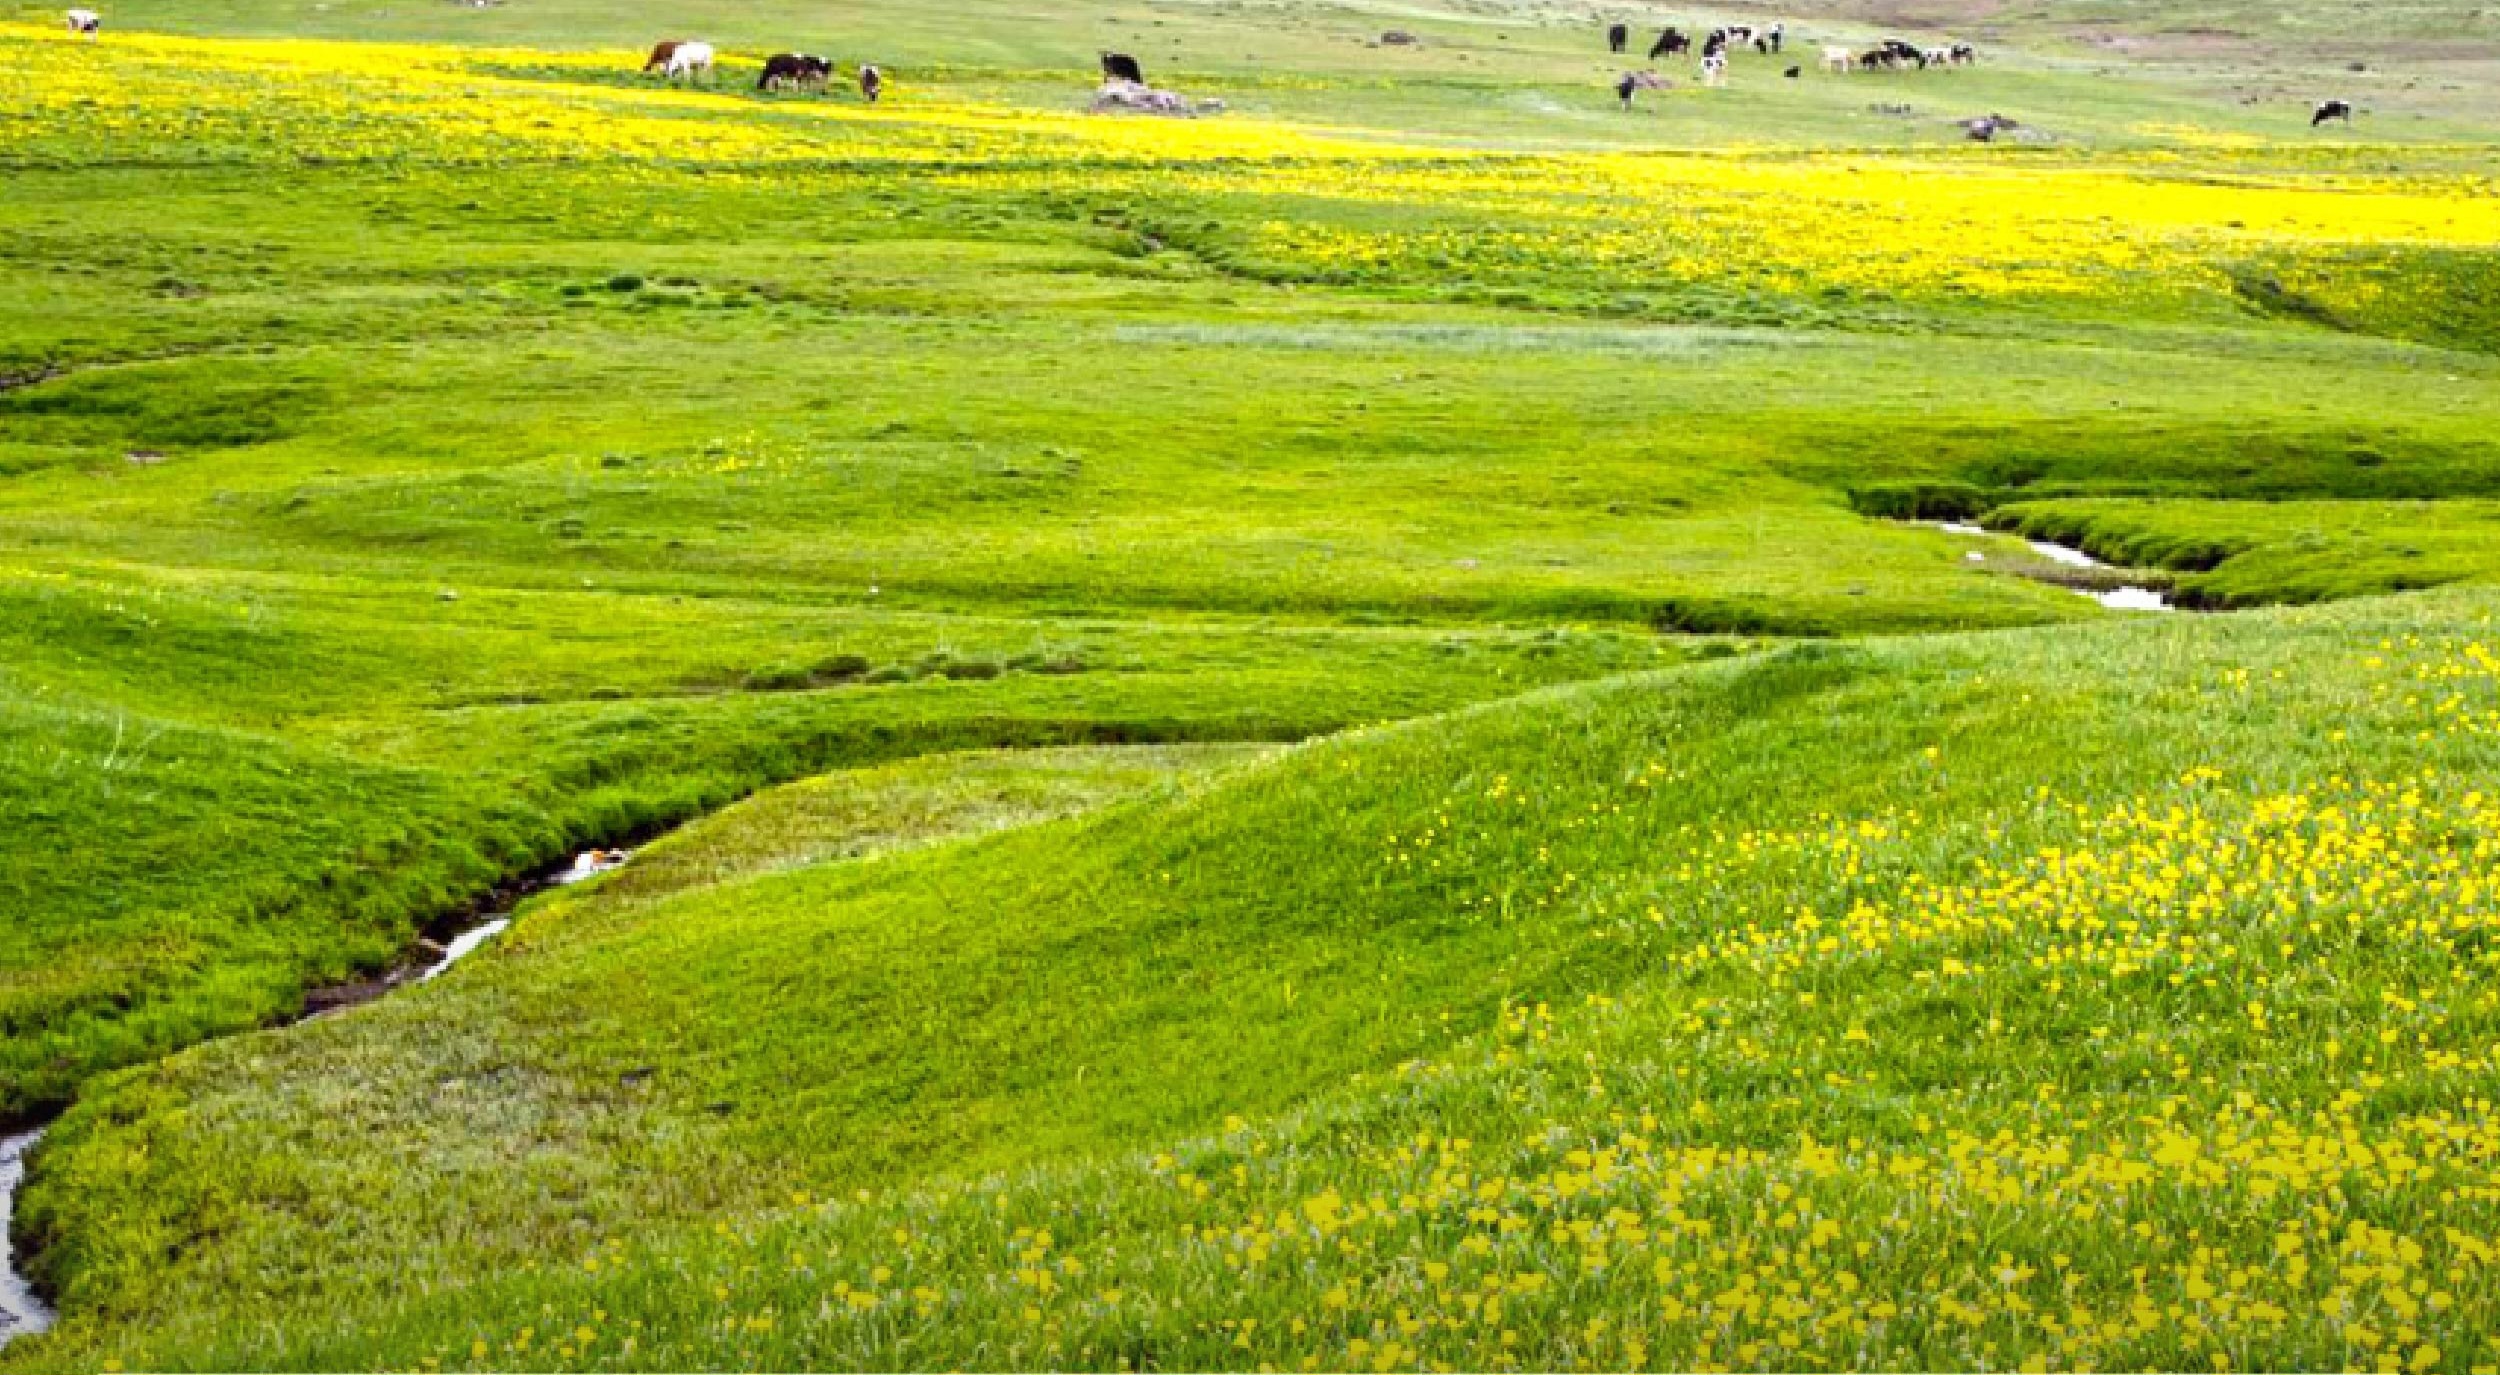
[65,7,101,36]
[664,40,715,84]
[1700,51,1728,85]
[1821,44,1852,73]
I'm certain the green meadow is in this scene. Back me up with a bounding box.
[3,0,2500,1367]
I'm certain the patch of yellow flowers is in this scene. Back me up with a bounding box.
[6,25,2497,307]
[427,635,2500,1371]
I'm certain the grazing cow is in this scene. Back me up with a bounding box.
[1649,27,1688,59]
[2312,98,2354,127]
[860,63,884,103]
[757,53,832,91]
[1722,24,1756,48]
[1700,51,1728,86]
[1963,113,2015,141]
[1608,22,1628,54]
[1783,64,1800,78]
[642,39,683,73]
[1821,44,1852,73]
[1101,51,1145,84]
[1923,47,1951,68]
[1949,42,1976,64]
[1858,48,1895,71]
[1617,69,1667,108]
[1702,28,1730,56]
[64,7,99,35]
[1886,39,1929,68]
[663,41,714,84]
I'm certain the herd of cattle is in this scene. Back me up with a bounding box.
[1601,16,2353,129]
[641,40,884,100]
[49,7,2362,130]
[1608,20,1978,101]
[637,42,1160,103]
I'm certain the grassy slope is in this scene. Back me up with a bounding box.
[0,549,1677,1122]
[15,589,2500,1369]
[2,0,2499,1362]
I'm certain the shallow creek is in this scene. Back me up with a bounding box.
[0,847,629,1347]
[1933,522,2176,611]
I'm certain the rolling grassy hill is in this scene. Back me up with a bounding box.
[17,590,2500,1369]
[2,0,2499,1366]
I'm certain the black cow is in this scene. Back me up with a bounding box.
[1783,65,1800,78]
[1101,51,1145,84]
[758,52,832,91]
[1649,27,1688,59]
[1608,22,1628,54]
[2312,98,2354,127]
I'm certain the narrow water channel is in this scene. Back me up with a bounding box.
[0,1132,46,1344]
[0,847,631,1349]
[1929,522,2177,611]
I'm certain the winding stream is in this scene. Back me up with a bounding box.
[0,847,630,1348]
[1930,522,2177,611]
[0,1132,45,1344]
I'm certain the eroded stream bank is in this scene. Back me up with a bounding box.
[0,846,632,1349]
[0,1133,45,1345]
[1931,522,2181,611]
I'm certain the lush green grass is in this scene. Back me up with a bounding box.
[4,0,2500,1366]
[0,550,1686,1123]
[18,591,2500,1370]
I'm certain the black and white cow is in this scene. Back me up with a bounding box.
[757,52,832,91]
[1101,51,1145,84]
[65,7,100,35]
[1649,27,1689,59]
[860,63,884,103]
[2312,98,2354,127]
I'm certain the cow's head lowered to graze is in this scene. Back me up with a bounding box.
[758,53,833,92]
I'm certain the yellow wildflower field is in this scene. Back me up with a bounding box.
[7,25,2496,305]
